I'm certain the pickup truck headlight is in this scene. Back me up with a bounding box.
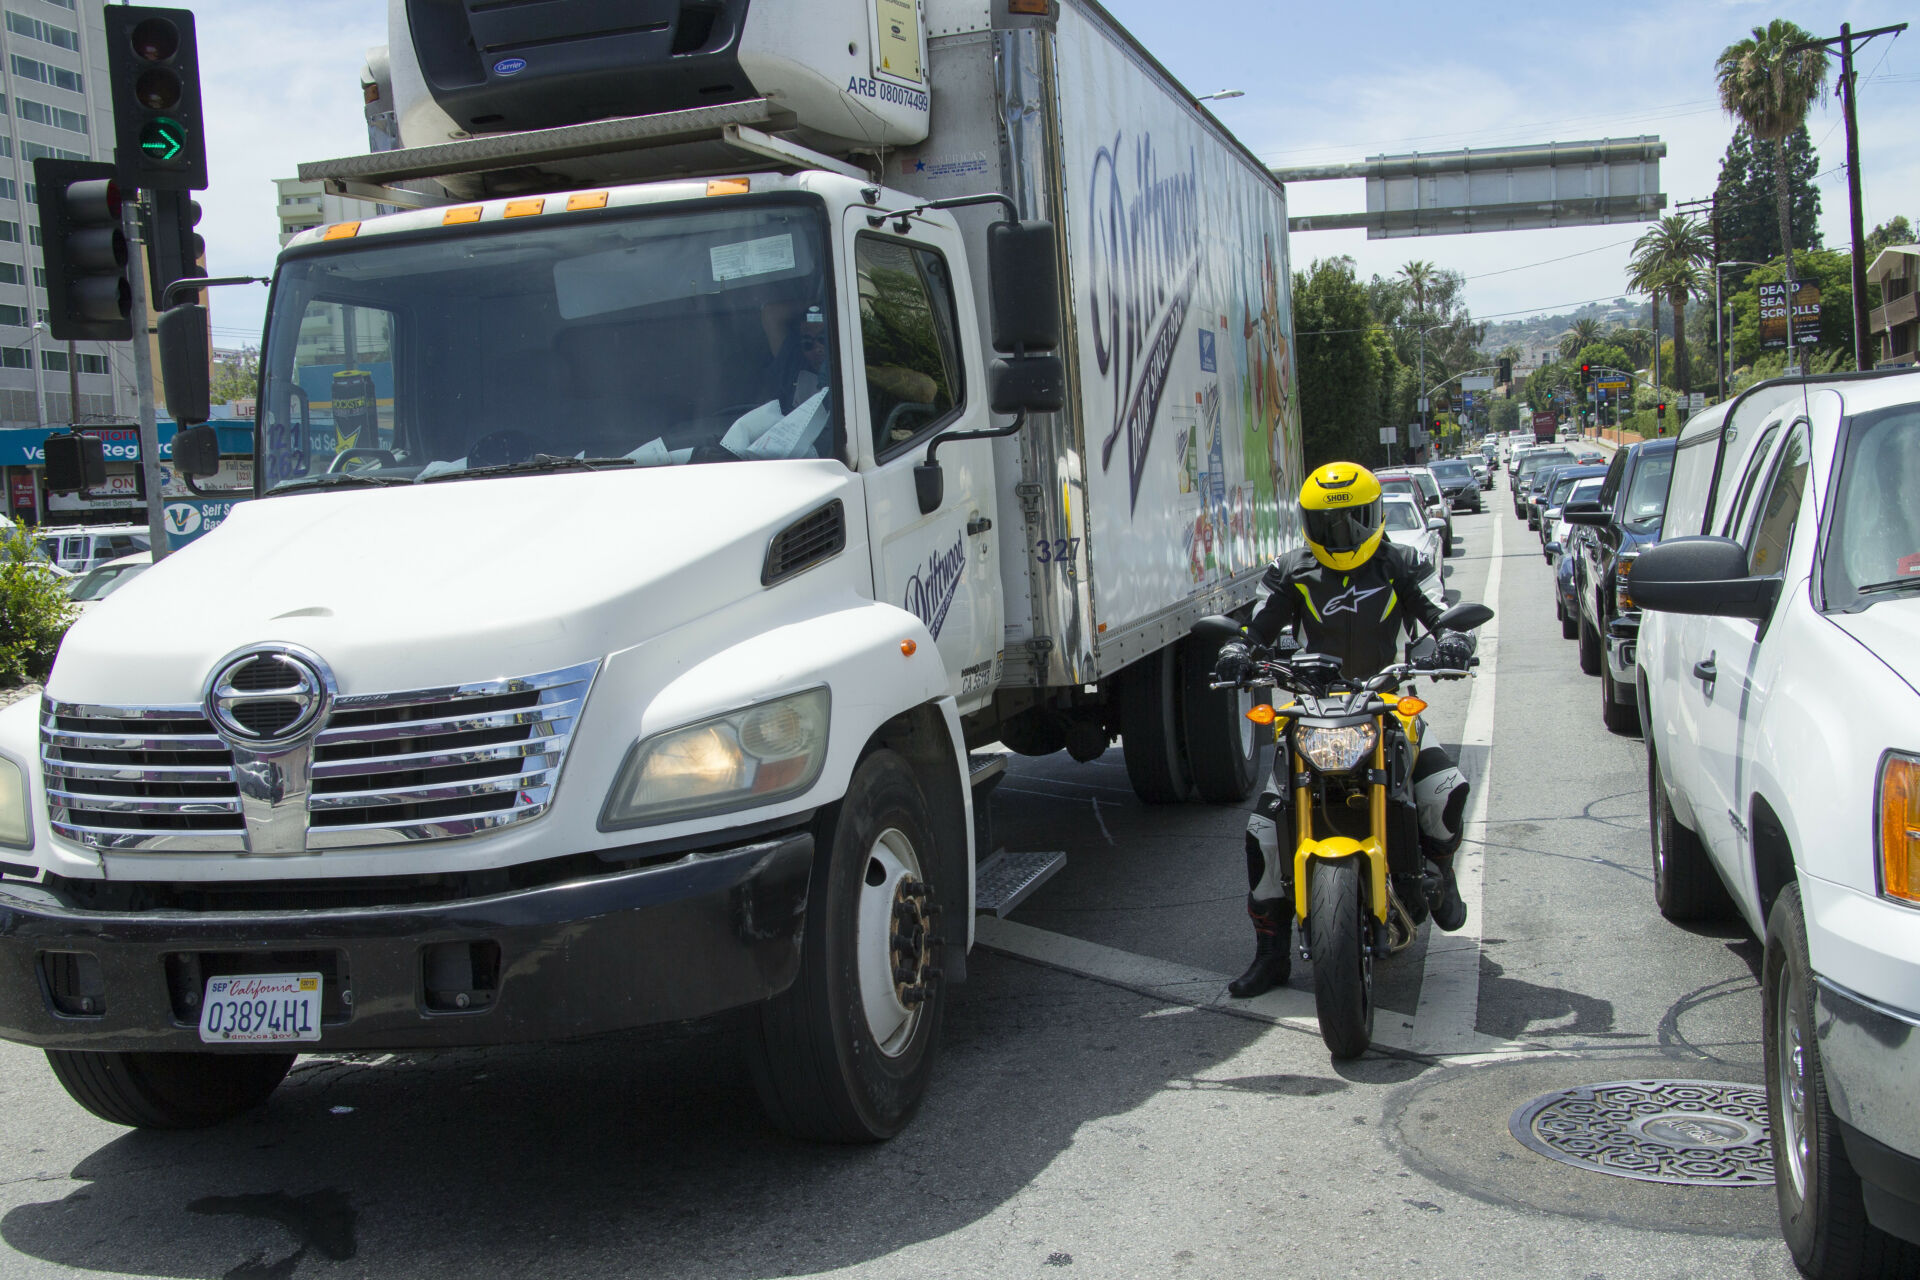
[1880,753,1920,904]
[1615,551,1639,613]
[0,754,29,850]
[601,688,830,829]
[1296,723,1376,774]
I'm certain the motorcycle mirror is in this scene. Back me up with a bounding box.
[1435,601,1494,632]
[1190,614,1243,645]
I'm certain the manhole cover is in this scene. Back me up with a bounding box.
[1508,1079,1774,1187]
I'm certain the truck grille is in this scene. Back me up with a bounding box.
[40,703,246,851]
[40,660,599,853]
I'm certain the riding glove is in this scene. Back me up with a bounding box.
[1213,642,1254,684]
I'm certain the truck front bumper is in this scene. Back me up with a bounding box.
[0,833,812,1052]
[1816,976,1920,1246]
[1605,615,1639,689]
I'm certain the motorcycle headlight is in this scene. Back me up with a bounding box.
[1296,723,1377,773]
[601,687,830,830]
[0,754,29,850]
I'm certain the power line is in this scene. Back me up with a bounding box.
[1462,237,1642,281]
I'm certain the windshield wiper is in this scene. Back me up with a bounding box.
[418,454,639,483]
[1853,577,1920,597]
[266,472,415,496]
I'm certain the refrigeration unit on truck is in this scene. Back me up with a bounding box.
[0,0,1302,1141]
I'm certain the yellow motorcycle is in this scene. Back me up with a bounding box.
[1197,602,1491,1057]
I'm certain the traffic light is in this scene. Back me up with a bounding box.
[33,159,132,342]
[1497,357,1512,385]
[1580,363,1591,377]
[144,189,205,302]
[105,6,207,190]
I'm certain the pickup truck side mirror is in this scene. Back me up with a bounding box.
[1629,536,1780,620]
[158,303,211,426]
[1562,500,1608,527]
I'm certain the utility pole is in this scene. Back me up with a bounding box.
[1789,22,1906,372]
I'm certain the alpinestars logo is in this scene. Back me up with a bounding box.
[905,535,966,640]
[1321,584,1387,617]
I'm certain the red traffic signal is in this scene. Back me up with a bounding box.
[34,159,132,342]
[1656,402,1667,416]
[1580,363,1591,375]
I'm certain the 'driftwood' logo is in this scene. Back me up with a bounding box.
[904,535,966,641]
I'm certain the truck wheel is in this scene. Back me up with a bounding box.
[1765,883,1918,1276]
[1179,634,1264,805]
[1647,741,1731,922]
[1577,612,1601,676]
[1307,858,1373,1060]
[1118,648,1191,804]
[44,1050,294,1129]
[1601,664,1640,735]
[749,749,946,1143]
[1560,606,1578,640]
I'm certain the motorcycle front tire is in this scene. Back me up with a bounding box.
[1308,858,1373,1059]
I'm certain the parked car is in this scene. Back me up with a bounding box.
[1574,449,1607,466]
[1633,368,1920,1271]
[1470,460,1490,488]
[1510,446,1574,517]
[1379,495,1445,611]
[1428,458,1482,513]
[64,550,151,613]
[1564,437,1677,733]
[1378,466,1453,556]
[36,525,151,574]
[1554,532,1584,638]
[1540,469,1608,560]
[1524,463,1574,531]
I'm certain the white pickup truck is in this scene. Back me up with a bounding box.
[0,0,1301,1142]
[1633,369,1920,1274]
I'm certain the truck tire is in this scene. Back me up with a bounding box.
[1765,883,1920,1277]
[1647,741,1731,922]
[1577,610,1601,676]
[1179,633,1264,805]
[1560,604,1579,640]
[1118,647,1191,804]
[1307,858,1373,1060]
[1601,663,1640,735]
[749,749,946,1143]
[44,1049,294,1129]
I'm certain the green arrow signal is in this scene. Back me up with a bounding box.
[138,117,186,162]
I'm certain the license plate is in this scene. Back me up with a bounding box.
[198,973,322,1045]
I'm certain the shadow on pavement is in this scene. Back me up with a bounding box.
[2,954,1264,1279]
[1475,955,1617,1042]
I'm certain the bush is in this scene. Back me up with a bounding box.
[0,526,76,685]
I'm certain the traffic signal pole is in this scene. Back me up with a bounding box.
[122,199,169,563]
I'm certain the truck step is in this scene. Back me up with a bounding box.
[974,849,1067,918]
[967,752,1009,789]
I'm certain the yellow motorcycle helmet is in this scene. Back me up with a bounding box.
[1300,461,1385,571]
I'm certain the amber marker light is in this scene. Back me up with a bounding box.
[901,639,918,656]
[707,177,752,196]
[504,198,545,218]
[566,192,609,211]
[442,206,482,225]
[1397,697,1428,716]
[1880,754,1920,903]
[322,222,360,239]
[1246,705,1277,726]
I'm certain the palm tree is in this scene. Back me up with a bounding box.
[1628,215,1713,393]
[1716,20,1828,297]
[1559,318,1602,359]
[1400,260,1436,316]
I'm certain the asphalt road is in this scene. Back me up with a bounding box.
[0,502,1801,1280]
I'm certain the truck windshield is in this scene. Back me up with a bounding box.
[257,199,841,491]
[1621,452,1674,527]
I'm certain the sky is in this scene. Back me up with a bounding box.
[181,0,1920,349]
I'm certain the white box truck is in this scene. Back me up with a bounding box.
[0,0,1301,1141]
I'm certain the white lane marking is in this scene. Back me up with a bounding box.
[1090,797,1115,846]
[1408,510,1502,1056]
[973,915,1517,1058]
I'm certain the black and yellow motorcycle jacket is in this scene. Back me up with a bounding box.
[1246,542,1446,678]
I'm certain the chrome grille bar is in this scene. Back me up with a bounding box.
[40,697,248,853]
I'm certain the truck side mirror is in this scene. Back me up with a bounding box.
[1561,500,1608,527]
[1629,537,1780,620]
[158,303,211,426]
[989,355,1065,415]
[172,423,221,479]
[43,431,106,495]
[988,220,1059,354]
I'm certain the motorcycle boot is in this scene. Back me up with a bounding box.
[1230,896,1293,997]
[1414,747,1470,933]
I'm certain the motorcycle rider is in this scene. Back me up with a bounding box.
[1214,461,1474,998]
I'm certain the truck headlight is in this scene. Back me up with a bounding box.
[1296,723,1376,774]
[1615,551,1639,613]
[1880,753,1920,905]
[0,754,29,850]
[601,688,830,829]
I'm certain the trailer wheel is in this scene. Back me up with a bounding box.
[748,749,946,1142]
[1117,647,1191,804]
[1179,633,1265,804]
[45,1049,294,1129]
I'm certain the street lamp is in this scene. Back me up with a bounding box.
[1714,261,1764,403]
[1195,89,1244,102]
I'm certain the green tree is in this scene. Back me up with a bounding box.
[1866,215,1915,261]
[1628,215,1711,395]
[1559,318,1602,358]
[1725,248,1855,369]
[1400,260,1436,316]
[1291,257,1383,469]
[1712,127,1823,265]
[210,348,258,406]
[0,526,74,685]
[1716,20,1829,304]
[1489,397,1519,434]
